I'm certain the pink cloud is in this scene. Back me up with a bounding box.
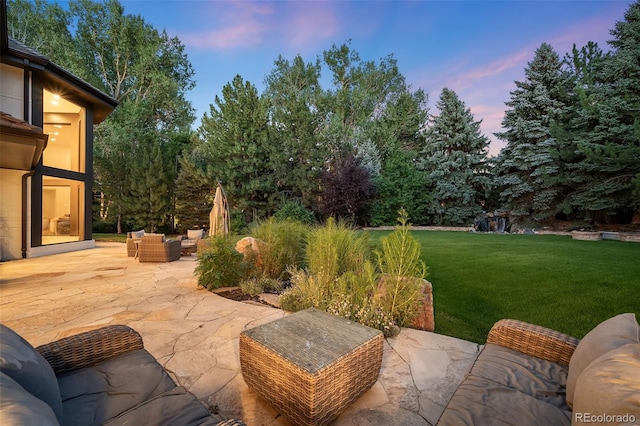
[450,49,530,90]
[178,1,343,52]
[179,1,274,50]
[547,9,623,53]
[183,22,268,50]
[286,2,341,48]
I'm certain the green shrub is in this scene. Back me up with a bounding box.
[250,217,309,280]
[375,208,427,326]
[279,268,332,312]
[195,236,247,290]
[280,214,425,335]
[305,217,371,279]
[239,278,264,297]
[274,199,315,224]
[260,277,284,293]
[239,276,282,297]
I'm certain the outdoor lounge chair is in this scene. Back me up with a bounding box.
[0,323,247,425]
[137,234,181,262]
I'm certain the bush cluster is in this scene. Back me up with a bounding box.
[195,210,427,336]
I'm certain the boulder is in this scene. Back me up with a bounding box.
[235,237,264,268]
[375,275,435,332]
[410,280,434,332]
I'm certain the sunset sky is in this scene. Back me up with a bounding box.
[120,0,634,156]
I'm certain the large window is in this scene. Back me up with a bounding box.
[42,90,86,172]
[41,177,84,245]
[40,89,87,246]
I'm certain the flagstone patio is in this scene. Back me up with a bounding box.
[0,242,480,425]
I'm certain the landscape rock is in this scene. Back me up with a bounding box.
[410,280,434,332]
[234,237,264,267]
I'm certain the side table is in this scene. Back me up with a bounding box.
[240,308,383,426]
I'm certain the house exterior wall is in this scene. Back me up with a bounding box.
[1,34,116,261]
[0,168,24,260]
[0,63,25,260]
[1,63,23,118]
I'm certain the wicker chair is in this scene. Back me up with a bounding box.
[137,234,181,262]
[23,324,247,425]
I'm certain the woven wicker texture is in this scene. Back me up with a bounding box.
[240,308,383,426]
[126,237,137,257]
[215,420,248,426]
[36,325,144,376]
[138,234,181,262]
[487,319,580,366]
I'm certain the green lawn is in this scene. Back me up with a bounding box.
[369,231,640,343]
[93,233,127,243]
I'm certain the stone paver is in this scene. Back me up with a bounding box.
[0,242,480,425]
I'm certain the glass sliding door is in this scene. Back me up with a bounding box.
[41,177,84,245]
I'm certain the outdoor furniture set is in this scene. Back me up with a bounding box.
[126,229,206,262]
[0,324,245,426]
[3,304,637,425]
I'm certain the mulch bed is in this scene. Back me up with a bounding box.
[215,288,260,303]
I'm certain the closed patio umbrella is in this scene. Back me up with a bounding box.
[209,182,230,237]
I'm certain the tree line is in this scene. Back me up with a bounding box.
[8,0,639,232]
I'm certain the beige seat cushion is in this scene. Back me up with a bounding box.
[187,229,204,241]
[438,344,572,425]
[572,343,640,426]
[566,313,639,408]
[439,375,572,425]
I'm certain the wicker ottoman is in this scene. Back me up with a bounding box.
[240,308,383,426]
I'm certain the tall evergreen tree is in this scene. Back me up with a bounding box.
[495,43,567,224]
[561,2,640,223]
[198,75,275,224]
[551,42,606,220]
[420,88,491,225]
[370,150,432,226]
[174,142,214,232]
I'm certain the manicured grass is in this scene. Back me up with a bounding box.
[93,233,127,243]
[369,231,640,343]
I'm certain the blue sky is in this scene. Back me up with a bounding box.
[119,0,633,156]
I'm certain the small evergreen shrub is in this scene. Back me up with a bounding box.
[375,208,427,327]
[274,199,315,224]
[195,236,247,290]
